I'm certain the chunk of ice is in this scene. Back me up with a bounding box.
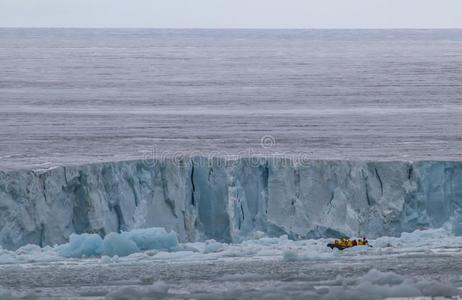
[57,228,178,258]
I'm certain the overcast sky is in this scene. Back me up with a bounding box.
[1,0,462,28]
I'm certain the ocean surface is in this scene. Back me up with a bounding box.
[1,29,462,170]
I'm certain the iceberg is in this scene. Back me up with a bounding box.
[1,157,462,250]
[57,233,104,258]
[57,227,178,258]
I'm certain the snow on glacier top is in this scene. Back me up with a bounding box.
[1,29,462,170]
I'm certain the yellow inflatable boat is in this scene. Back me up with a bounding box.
[327,238,370,250]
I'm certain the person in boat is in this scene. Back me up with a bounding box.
[361,237,369,246]
[327,237,370,250]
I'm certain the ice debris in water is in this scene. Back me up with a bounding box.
[105,281,170,300]
[54,225,462,260]
[322,269,458,300]
[0,288,36,300]
[103,268,459,300]
[1,226,462,264]
[372,227,455,249]
[57,227,178,258]
[203,240,224,254]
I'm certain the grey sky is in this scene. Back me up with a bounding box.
[1,0,462,28]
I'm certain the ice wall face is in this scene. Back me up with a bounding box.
[0,158,461,250]
[0,161,196,250]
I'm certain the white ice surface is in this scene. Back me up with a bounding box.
[2,29,462,171]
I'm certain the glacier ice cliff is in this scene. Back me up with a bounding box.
[1,158,462,250]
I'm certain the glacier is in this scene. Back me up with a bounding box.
[1,157,462,250]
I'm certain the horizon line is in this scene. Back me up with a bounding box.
[1,26,462,30]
